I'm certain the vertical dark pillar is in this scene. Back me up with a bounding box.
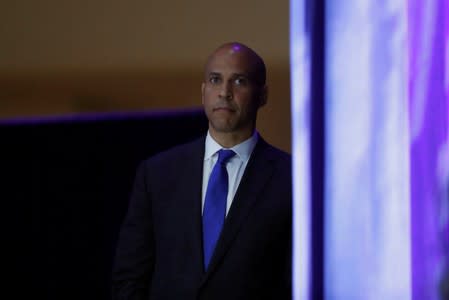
[307,0,326,298]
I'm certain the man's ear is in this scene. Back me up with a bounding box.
[259,85,268,108]
[201,82,205,105]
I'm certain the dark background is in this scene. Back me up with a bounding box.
[2,109,208,299]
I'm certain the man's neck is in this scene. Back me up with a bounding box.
[209,128,254,148]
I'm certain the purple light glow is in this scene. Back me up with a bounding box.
[408,0,449,298]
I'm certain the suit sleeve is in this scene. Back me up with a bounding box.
[112,161,155,300]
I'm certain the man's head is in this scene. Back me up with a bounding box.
[201,42,267,143]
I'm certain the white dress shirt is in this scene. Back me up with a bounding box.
[202,131,258,216]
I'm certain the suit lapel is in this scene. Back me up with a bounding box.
[201,138,276,282]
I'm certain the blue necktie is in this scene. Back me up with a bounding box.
[202,149,236,270]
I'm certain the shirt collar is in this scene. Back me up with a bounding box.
[204,131,258,162]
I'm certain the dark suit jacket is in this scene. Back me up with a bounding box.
[112,135,292,300]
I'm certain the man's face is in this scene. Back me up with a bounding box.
[201,47,266,137]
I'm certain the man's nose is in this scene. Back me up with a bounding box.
[219,82,233,99]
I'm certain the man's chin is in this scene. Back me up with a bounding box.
[210,121,237,134]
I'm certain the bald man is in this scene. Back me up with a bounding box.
[112,42,292,300]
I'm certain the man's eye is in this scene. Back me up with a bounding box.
[234,77,248,85]
[209,76,221,84]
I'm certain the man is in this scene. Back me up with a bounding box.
[112,42,292,300]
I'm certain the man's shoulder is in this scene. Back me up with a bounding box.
[256,138,291,164]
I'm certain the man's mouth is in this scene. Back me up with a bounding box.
[213,107,235,112]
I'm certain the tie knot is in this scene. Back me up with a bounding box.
[217,149,235,165]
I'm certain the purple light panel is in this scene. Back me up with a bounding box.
[290,0,312,298]
[290,0,448,298]
[324,0,411,298]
